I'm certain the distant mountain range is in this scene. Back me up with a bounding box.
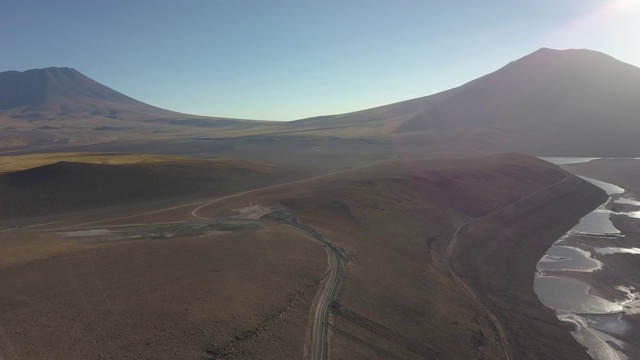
[2,48,640,155]
[0,67,272,150]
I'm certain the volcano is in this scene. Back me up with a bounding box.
[287,48,640,156]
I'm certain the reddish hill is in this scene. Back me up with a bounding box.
[199,152,605,359]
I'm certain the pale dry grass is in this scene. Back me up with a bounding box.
[0,152,274,173]
[0,222,326,360]
[0,232,88,269]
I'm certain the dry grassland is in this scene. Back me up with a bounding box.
[0,223,325,360]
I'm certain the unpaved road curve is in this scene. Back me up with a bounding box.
[38,156,394,359]
[311,245,340,360]
[275,223,341,360]
[445,173,569,360]
[188,156,398,359]
[191,156,398,219]
[62,156,397,229]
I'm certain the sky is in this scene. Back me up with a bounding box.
[1,0,639,121]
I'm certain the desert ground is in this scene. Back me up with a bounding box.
[0,222,326,359]
[0,151,605,359]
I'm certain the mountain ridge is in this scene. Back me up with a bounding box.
[285,48,640,155]
[0,66,275,150]
[0,66,194,120]
[2,48,640,156]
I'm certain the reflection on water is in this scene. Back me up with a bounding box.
[559,313,626,360]
[615,211,640,219]
[596,248,640,255]
[540,157,600,165]
[580,176,625,196]
[535,176,638,360]
[538,246,602,272]
[587,313,631,336]
[572,210,621,235]
[534,276,624,314]
[614,198,640,206]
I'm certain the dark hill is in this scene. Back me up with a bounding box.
[0,159,275,219]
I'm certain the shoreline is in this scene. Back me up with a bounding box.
[535,160,640,360]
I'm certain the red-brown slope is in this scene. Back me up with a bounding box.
[247,153,605,359]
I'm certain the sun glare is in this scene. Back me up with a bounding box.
[613,0,639,10]
[592,0,640,20]
[546,0,640,56]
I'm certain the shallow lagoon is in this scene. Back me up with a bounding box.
[534,175,638,360]
[535,276,623,314]
[538,246,602,272]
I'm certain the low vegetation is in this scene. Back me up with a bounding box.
[0,152,272,173]
[0,155,275,221]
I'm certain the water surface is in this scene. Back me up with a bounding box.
[595,248,640,255]
[534,276,623,314]
[534,173,635,359]
[540,157,600,165]
[580,176,625,196]
[571,210,621,235]
[614,198,640,206]
[538,246,602,272]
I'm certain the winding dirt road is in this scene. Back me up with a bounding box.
[273,223,341,360]
[187,158,395,359]
[26,156,395,359]
[309,243,340,360]
[191,156,397,219]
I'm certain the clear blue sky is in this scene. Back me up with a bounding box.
[2,0,639,120]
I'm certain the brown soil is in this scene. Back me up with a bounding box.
[0,223,325,360]
[0,152,608,360]
[208,153,605,359]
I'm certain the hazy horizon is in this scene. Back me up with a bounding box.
[2,0,639,120]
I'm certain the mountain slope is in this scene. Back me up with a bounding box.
[0,67,275,150]
[397,48,640,132]
[395,48,640,155]
[0,67,184,120]
[288,48,640,155]
[3,49,640,156]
